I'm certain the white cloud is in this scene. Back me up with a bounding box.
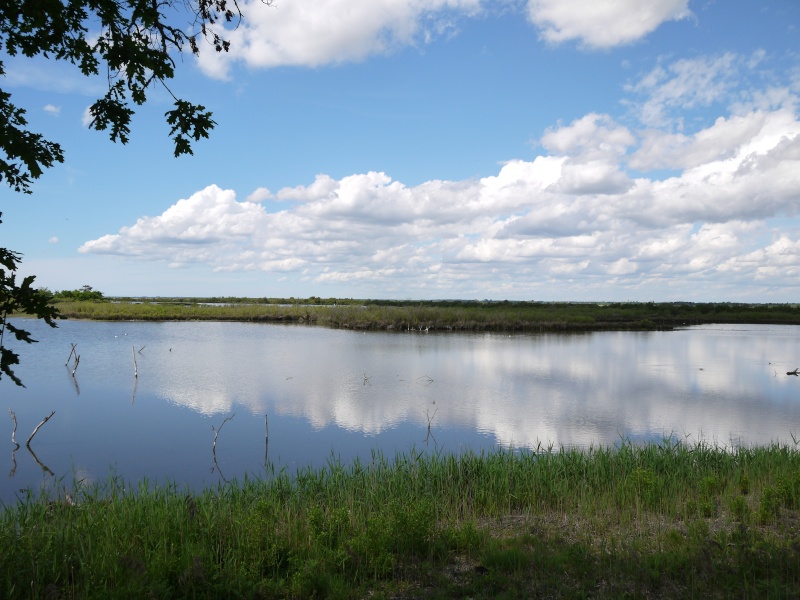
[541,114,635,195]
[626,53,739,127]
[48,237,59,244]
[81,106,93,127]
[630,109,800,171]
[43,104,60,116]
[527,0,691,49]
[246,187,272,202]
[79,53,800,300]
[197,0,483,78]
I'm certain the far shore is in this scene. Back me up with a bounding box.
[48,298,800,332]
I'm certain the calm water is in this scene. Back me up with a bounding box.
[1,319,799,502]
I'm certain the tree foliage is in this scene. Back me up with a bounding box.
[1,0,268,385]
[0,0,265,192]
[54,285,105,302]
[0,214,59,386]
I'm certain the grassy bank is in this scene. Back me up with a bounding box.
[2,442,799,598]
[51,299,800,331]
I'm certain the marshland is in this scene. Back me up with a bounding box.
[53,296,800,330]
[2,298,800,597]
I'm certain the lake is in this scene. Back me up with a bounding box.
[1,319,799,503]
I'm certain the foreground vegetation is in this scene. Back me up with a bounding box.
[51,297,800,331]
[2,442,800,598]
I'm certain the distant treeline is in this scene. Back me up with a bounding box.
[50,297,800,332]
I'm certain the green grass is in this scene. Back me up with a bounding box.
[49,298,800,331]
[2,441,800,598]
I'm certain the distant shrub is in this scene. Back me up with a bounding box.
[54,285,105,302]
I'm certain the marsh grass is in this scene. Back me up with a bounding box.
[50,298,800,332]
[2,441,799,598]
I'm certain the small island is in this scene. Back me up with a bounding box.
[45,288,800,331]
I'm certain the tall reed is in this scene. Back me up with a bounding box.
[1,441,799,598]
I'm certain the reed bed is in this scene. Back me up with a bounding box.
[51,299,800,331]
[1,441,799,598]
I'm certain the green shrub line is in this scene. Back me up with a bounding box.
[2,441,800,598]
[49,298,800,331]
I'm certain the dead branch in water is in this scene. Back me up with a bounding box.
[26,411,55,447]
[211,414,235,483]
[416,375,434,385]
[9,409,19,449]
[424,408,438,446]
[787,368,799,376]
[65,343,77,366]
[72,354,80,377]
[264,415,269,469]
[132,346,138,378]
[211,413,235,456]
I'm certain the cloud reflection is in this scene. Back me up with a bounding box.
[138,323,800,448]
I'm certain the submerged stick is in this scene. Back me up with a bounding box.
[132,346,138,378]
[424,408,438,446]
[211,414,235,483]
[26,411,55,447]
[9,409,19,449]
[211,413,235,456]
[65,343,77,366]
[72,355,80,377]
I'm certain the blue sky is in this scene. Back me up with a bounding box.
[2,0,800,300]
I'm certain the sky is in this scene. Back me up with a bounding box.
[2,0,800,301]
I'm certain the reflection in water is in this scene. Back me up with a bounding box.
[2,319,800,502]
[210,414,235,484]
[8,409,56,477]
[129,323,799,448]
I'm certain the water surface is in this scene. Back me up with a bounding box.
[1,319,798,502]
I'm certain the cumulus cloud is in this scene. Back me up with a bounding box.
[78,48,800,300]
[197,0,482,78]
[79,94,800,299]
[192,0,698,77]
[246,187,272,202]
[43,104,60,116]
[527,0,691,49]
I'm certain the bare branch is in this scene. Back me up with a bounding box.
[26,410,55,446]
